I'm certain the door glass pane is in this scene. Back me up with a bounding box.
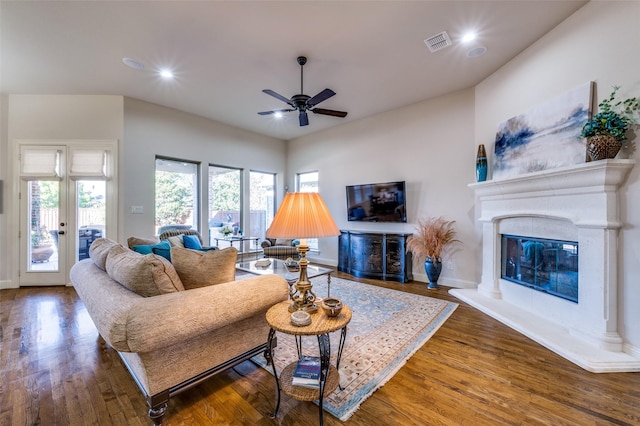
[28,180,59,271]
[208,165,241,245]
[250,171,275,240]
[77,180,106,261]
[155,158,199,235]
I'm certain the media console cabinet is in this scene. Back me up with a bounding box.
[338,230,413,283]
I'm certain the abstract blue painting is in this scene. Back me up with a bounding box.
[492,82,593,180]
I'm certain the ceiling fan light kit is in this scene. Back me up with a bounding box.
[258,56,348,127]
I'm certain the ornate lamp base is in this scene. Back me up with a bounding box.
[287,242,318,314]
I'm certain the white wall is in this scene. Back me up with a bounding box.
[1,95,124,287]
[474,1,640,351]
[122,98,287,242]
[288,89,477,287]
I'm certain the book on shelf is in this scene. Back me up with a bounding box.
[291,355,321,389]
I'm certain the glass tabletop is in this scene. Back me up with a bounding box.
[236,258,332,280]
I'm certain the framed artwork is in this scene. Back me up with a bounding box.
[492,82,593,180]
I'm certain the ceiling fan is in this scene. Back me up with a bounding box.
[258,56,348,127]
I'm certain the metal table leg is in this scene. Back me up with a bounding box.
[267,328,281,419]
[317,333,331,426]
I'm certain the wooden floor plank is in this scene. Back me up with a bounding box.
[2,272,640,425]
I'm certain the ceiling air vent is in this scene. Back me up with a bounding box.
[424,31,452,53]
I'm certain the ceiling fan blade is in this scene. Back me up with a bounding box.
[311,108,348,118]
[258,109,295,116]
[299,111,309,126]
[306,88,336,107]
[262,89,294,106]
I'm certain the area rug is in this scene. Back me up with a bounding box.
[251,276,458,421]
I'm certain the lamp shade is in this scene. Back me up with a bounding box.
[266,192,340,239]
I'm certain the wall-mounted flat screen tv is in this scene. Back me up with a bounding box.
[346,181,407,222]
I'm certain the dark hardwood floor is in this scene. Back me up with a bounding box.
[2,271,640,425]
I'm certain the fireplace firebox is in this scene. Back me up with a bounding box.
[501,235,578,303]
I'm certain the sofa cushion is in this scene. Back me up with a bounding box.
[127,236,160,250]
[89,238,122,271]
[105,248,185,297]
[275,238,294,246]
[167,235,185,248]
[171,247,237,289]
[132,240,171,255]
[183,234,203,250]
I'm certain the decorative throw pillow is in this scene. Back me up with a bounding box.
[275,238,294,246]
[132,240,171,255]
[105,249,185,297]
[170,247,237,289]
[152,246,172,261]
[183,234,203,250]
[89,238,122,271]
[167,235,185,248]
[127,236,160,250]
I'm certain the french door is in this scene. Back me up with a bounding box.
[18,141,116,286]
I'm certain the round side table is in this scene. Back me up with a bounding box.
[265,300,352,426]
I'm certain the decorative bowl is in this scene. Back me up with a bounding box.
[320,298,343,317]
[290,310,311,327]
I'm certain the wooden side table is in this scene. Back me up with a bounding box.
[266,301,352,426]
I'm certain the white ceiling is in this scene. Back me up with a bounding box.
[1,1,587,141]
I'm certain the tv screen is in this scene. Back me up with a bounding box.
[346,181,407,222]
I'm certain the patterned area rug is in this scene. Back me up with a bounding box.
[251,276,458,421]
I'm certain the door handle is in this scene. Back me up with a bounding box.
[58,231,65,235]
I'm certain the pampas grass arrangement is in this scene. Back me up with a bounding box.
[406,217,460,262]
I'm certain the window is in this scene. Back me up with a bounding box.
[250,171,275,240]
[296,171,319,251]
[155,158,199,235]
[208,165,242,245]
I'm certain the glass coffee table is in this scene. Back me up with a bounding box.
[236,258,335,297]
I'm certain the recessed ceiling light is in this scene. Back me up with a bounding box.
[462,32,477,43]
[274,111,283,119]
[159,69,174,79]
[467,46,487,58]
[122,57,144,70]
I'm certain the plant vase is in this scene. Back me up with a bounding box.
[424,257,442,289]
[586,135,621,161]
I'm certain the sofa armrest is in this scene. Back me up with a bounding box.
[124,275,289,353]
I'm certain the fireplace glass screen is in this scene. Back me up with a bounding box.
[501,234,578,303]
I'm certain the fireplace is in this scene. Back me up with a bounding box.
[451,159,640,372]
[501,234,578,303]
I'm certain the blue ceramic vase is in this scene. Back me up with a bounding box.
[476,144,488,182]
[424,257,442,289]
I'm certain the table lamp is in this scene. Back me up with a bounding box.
[266,192,340,313]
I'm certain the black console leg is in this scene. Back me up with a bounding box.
[149,402,167,426]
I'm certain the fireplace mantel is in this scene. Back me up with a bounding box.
[452,159,639,372]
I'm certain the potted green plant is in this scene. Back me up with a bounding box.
[406,217,460,289]
[581,85,640,161]
[31,226,54,263]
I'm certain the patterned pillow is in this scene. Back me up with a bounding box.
[167,235,185,248]
[170,247,237,289]
[105,248,185,297]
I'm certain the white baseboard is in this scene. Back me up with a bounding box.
[0,280,16,290]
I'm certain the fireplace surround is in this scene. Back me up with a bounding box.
[451,159,640,372]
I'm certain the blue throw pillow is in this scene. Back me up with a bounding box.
[152,246,172,261]
[133,240,171,255]
[183,234,203,250]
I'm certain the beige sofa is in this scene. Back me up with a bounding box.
[70,238,289,425]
